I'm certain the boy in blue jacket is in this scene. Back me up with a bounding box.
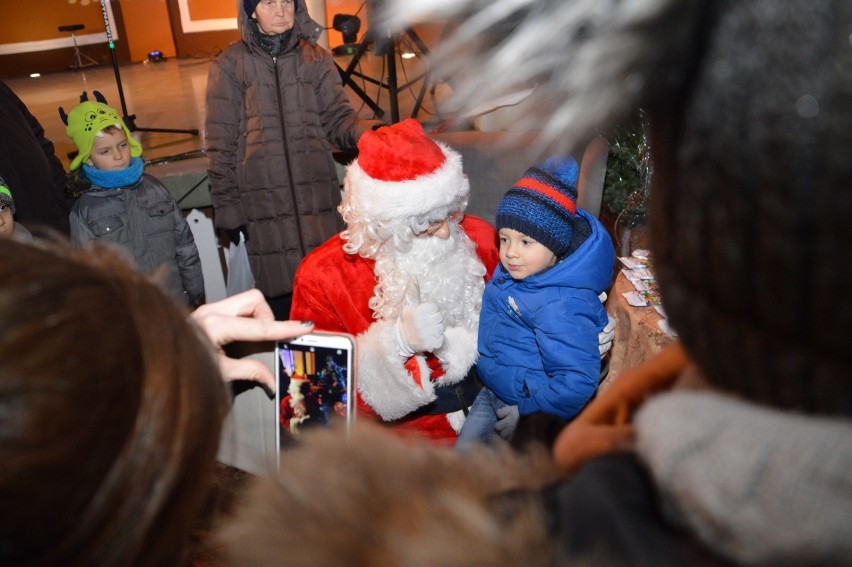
[457,157,614,448]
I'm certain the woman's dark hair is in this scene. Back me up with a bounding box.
[0,238,230,565]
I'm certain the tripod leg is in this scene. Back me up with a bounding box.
[336,33,386,119]
[386,47,400,124]
[336,63,385,118]
[411,76,430,119]
[404,28,431,56]
[80,51,99,67]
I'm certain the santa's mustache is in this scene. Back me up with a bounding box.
[371,225,484,327]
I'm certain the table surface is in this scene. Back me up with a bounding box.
[602,271,675,391]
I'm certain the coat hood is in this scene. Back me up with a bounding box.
[238,0,323,50]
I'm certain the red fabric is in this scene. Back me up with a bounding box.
[290,215,499,442]
[356,119,446,182]
[515,176,577,214]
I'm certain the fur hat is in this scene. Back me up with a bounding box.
[496,156,578,257]
[344,118,469,223]
[0,177,14,214]
[58,91,142,171]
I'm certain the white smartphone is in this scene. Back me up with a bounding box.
[275,332,356,453]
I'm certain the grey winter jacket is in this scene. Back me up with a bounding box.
[205,0,364,298]
[69,174,205,306]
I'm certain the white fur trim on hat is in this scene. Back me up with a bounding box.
[345,142,469,222]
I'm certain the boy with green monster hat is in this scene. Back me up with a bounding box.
[60,91,205,307]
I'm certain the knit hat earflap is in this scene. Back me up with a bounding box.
[496,156,579,257]
[59,91,142,171]
[0,176,14,214]
[344,118,469,222]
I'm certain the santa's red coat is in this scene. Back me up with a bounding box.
[290,215,499,444]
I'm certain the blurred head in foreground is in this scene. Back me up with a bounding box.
[0,239,229,565]
[219,423,561,565]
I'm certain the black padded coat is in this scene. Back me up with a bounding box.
[205,1,360,297]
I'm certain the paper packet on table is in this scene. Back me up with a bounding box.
[622,289,663,307]
[618,256,645,270]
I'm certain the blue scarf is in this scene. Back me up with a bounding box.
[82,157,144,189]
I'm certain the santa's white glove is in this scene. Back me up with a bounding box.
[598,314,616,356]
[394,302,445,358]
[596,292,616,356]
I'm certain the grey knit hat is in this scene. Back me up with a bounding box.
[647,0,852,416]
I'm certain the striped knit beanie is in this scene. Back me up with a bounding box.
[496,156,579,257]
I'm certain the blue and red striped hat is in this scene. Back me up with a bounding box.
[496,156,579,256]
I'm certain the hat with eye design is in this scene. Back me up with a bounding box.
[59,90,142,170]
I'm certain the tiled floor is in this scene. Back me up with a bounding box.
[5,49,450,170]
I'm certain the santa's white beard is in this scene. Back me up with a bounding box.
[369,223,486,330]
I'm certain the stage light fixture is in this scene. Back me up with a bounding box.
[332,14,361,56]
[147,50,165,63]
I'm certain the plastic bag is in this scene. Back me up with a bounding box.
[226,233,255,296]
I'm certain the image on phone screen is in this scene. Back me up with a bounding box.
[275,333,355,451]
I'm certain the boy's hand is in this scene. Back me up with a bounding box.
[495,405,520,439]
[598,315,616,356]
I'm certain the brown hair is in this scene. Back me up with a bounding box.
[0,238,229,565]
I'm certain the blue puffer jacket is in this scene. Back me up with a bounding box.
[477,209,614,420]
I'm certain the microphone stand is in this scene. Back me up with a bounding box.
[98,0,198,136]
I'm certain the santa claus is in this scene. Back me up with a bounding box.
[290,119,500,443]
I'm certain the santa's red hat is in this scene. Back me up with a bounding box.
[345,119,469,221]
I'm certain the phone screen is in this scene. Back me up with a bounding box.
[275,333,355,452]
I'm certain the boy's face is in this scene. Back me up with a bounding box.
[498,227,557,280]
[0,204,14,240]
[87,129,132,171]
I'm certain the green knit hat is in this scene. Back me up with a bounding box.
[59,91,142,171]
[0,178,14,213]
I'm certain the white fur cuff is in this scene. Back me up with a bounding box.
[357,321,437,421]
